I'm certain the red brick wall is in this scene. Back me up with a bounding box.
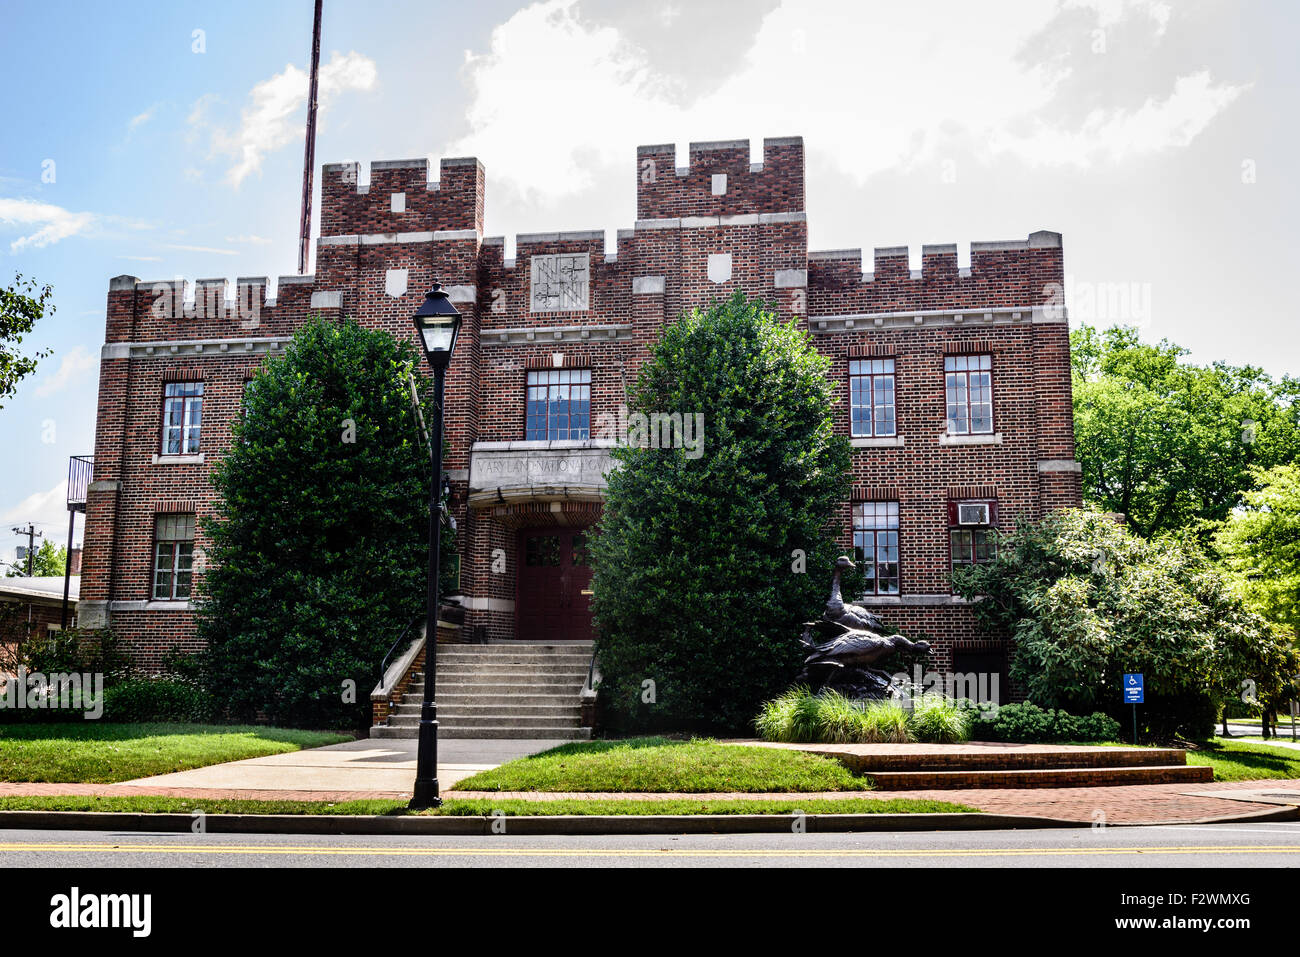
[81,135,1080,681]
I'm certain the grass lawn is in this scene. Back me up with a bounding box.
[1183,740,1300,782]
[0,724,351,783]
[452,737,873,793]
[0,795,975,816]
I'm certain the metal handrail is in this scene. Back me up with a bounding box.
[378,616,422,693]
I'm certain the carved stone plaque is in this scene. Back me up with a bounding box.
[530,253,590,312]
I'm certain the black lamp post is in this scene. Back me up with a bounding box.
[409,283,461,809]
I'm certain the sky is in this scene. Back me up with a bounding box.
[0,0,1295,562]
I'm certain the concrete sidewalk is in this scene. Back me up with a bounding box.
[106,737,567,797]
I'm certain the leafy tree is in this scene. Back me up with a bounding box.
[0,274,54,407]
[1216,464,1300,639]
[591,292,857,733]
[5,540,67,577]
[953,509,1296,742]
[1071,325,1300,538]
[198,316,440,730]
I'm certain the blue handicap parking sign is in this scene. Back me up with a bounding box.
[1123,673,1144,704]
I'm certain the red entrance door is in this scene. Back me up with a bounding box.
[516,528,594,642]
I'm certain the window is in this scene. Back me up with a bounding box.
[524,535,560,567]
[849,358,896,437]
[241,379,256,419]
[526,369,591,441]
[161,382,204,454]
[152,513,195,601]
[949,500,998,572]
[853,501,900,595]
[944,354,993,434]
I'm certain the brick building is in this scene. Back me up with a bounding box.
[78,135,1080,695]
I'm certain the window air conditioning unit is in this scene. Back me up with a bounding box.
[957,503,991,526]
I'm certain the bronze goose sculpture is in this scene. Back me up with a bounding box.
[823,556,887,632]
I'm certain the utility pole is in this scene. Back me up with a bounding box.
[11,524,43,577]
[297,0,324,275]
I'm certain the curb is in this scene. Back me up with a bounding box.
[0,810,1084,835]
[1115,804,1300,827]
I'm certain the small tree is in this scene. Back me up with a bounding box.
[5,540,67,578]
[1071,324,1300,539]
[1216,464,1300,735]
[591,292,855,732]
[0,273,54,408]
[953,509,1296,741]
[198,316,437,729]
[1217,464,1300,640]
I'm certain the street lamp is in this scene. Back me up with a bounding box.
[409,283,462,809]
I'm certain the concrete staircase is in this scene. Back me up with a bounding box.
[370,642,593,740]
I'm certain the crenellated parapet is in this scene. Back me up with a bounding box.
[320,156,485,237]
[808,231,1064,324]
[636,137,804,220]
[102,273,343,346]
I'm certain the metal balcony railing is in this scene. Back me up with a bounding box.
[67,455,93,511]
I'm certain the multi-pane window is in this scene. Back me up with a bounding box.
[950,500,998,572]
[162,382,204,454]
[152,514,195,601]
[944,354,993,434]
[525,369,591,441]
[849,358,896,437]
[524,534,560,567]
[853,501,900,595]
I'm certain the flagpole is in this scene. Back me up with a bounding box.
[297,0,323,275]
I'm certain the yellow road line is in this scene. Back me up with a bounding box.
[0,843,1298,858]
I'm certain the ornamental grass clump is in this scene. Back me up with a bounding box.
[909,694,973,744]
[754,688,915,744]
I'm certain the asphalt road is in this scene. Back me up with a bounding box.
[3,822,1300,867]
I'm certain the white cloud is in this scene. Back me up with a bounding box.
[203,51,378,187]
[128,105,158,132]
[1,480,69,548]
[0,198,95,252]
[989,71,1251,166]
[164,243,238,256]
[1066,0,1172,35]
[448,0,1246,201]
[34,345,98,399]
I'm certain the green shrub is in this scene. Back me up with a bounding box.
[970,702,1121,743]
[952,509,1297,742]
[198,316,434,731]
[101,677,215,723]
[592,293,856,733]
[910,695,973,743]
[22,628,129,679]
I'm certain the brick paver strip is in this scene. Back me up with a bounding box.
[442,778,1300,823]
[1,777,1296,824]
